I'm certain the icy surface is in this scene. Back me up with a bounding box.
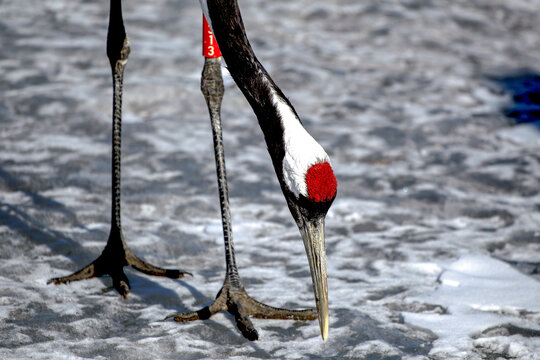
[405,255,540,359]
[1,0,540,359]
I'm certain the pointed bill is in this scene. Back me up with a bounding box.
[300,216,329,340]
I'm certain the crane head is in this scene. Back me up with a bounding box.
[283,160,337,340]
[264,78,337,340]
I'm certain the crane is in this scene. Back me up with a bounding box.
[49,0,337,341]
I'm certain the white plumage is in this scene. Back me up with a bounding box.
[266,77,330,199]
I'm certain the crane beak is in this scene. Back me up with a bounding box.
[299,216,329,340]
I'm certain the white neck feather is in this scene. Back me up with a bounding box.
[265,76,330,198]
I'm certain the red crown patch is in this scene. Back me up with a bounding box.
[305,162,337,202]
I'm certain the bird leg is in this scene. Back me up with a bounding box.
[48,0,189,298]
[166,57,316,341]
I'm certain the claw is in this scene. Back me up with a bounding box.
[167,280,316,341]
[48,230,188,297]
[112,271,131,298]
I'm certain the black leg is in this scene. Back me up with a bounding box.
[166,56,316,341]
[48,0,189,297]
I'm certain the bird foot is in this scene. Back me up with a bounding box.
[48,227,190,298]
[166,279,316,340]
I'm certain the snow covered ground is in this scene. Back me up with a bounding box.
[1,0,540,358]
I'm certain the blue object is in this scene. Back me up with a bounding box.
[494,73,540,125]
